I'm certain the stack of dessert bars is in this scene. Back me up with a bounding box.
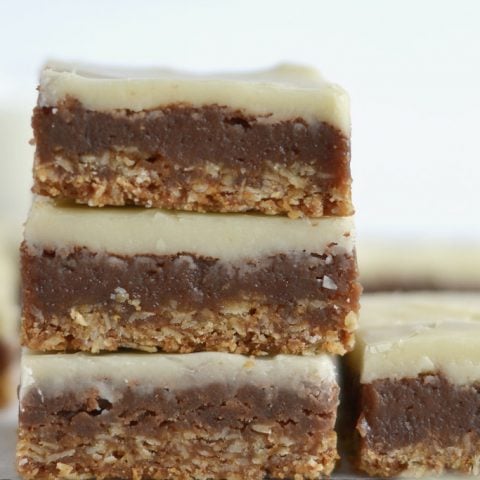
[17,63,360,479]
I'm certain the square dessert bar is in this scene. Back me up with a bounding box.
[32,62,352,218]
[348,292,480,477]
[17,352,339,479]
[21,198,360,355]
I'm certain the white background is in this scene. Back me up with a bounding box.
[1,0,479,240]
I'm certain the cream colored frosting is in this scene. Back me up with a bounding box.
[352,292,480,385]
[24,197,355,260]
[358,239,480,288]
[38,62,350,134]
[19,351,337,402]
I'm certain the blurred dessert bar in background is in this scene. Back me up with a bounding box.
[347,292,480,477]
[17,352,339,479]
[21,198,360,355]
[32,63,352,218]
[358,239,480,292]
[0,224,19,407]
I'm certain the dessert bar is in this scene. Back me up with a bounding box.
[17,352,339,479]
[32,63,352,218]
[21,198,360,355]
[348,292,480,477]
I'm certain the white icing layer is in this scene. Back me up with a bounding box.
[20,351,337,402]
[24,197,355,259]
[353,292,480,385]
[38,62,350,134]
[358,239,480,287]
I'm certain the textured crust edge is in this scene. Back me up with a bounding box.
[21,304,358,355]
[18,423,338,479]
[358,436,480,477]
[33,155,353,219]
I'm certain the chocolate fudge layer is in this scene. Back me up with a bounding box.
[18,352,339,480]
[32,63,352,218]
[358,240,480,292]
[0,340,12,407]
[348,292,480,477]
[21,198,360,355]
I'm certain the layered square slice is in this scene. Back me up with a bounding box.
[17,352,339,479]
[348,292,480,477]
[21,198,360,355]
[32,62,352,218]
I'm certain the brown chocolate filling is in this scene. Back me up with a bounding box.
[21,244,359,324]
[358,374,480,450]
[362,279,480,293]
[20,381,338,440]
[0,340,10,376]
[32,100,350,189]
